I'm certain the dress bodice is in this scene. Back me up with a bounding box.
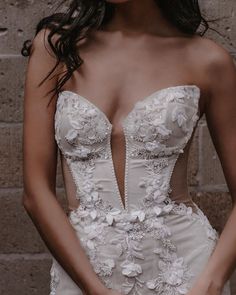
[52,85,222,295]
[54,84,200,212]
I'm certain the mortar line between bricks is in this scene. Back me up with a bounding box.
[195,185,229,192]
[0,54,23,58]
[0,188,23,191]
[0,253,52,260]
[188,188,228,194]
[188,185,228,191]
[0,122,22,126]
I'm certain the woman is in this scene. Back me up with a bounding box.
[21,0,236,294]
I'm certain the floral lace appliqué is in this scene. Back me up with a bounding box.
[52,85,217,295]
[49,259,60,295]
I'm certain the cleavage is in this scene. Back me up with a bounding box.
[110,121,127,205]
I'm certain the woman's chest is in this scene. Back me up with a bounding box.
[54,85,200,161]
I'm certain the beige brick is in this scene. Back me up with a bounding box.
[231,270,236,295]
[0,256,52,295]
[191,191,232,233]
[0,124,23,187]
[200,0,236,58]
[198,123,227,189]
[188,124,200,186]
[192,190,235,293]
[0,189,67,253]
[0,123,65,189]
[0,57,26,123]
[0,1,56,54]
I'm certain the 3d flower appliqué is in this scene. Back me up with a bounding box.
[50,86,226,295]
[120,260,143,277]
[171,105,189,133]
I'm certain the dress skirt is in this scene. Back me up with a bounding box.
[49,203,231,295]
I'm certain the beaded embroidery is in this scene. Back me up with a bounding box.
[51,85,220,295]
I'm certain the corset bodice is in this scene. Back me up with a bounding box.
[54,84,200,212]
[51,85,223,294]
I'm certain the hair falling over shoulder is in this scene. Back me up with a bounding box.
[21,0,210,104]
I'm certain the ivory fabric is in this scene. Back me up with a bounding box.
[50,85,231,295]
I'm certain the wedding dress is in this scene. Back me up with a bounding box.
[50,84,231,295]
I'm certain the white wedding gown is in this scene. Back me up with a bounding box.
[50,85,231,295]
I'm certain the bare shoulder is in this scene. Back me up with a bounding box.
[28,27,66,83]
[185,35,235,98]
[201,36,233,66]
[188,35,235,77]
[189,34,231,59]
[30,28,59,59]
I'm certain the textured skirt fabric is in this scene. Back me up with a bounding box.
[49,204,231,295]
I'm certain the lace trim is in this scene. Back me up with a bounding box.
[55,86,200,161]
[53,86,206,294]
[49,259,60,295]
[123,86,200,159]
[54,91,111,162]
[66,145,218,295]
[68,197,218,294]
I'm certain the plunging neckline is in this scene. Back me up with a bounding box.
[58,84,201,211]
[59,84,201,128]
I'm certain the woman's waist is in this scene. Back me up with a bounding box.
[67,191,199,220]
[67,198,217,239]
[67,202,219,275]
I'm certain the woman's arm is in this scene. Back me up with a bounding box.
[22,28,112,295]
[187,42,236,294]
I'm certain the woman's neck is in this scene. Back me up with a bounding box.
[102,0,182,37]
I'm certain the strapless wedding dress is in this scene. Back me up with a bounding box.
[50,85,231,295]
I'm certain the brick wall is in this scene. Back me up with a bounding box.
[0,0,235,294]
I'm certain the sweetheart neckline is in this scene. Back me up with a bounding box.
[57,84,201,211]
[58,84,201,127]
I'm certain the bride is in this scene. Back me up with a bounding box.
[21,1,236,294]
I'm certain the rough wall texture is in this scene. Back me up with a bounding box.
[0,0,236,294]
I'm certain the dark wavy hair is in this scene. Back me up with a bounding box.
[21,0,211,105]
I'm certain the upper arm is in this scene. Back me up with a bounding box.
[22,28,64,203]
[204,41,236,202]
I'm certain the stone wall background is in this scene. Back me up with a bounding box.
[0,0,235,294]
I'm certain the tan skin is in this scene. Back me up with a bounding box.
[22,0,236,295]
